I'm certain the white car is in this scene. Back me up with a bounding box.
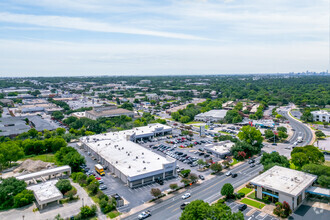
[226,171,232,176]
[138,210,151,219]
[182,193,191,200]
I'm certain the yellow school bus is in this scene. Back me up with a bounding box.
[95,164,105,176]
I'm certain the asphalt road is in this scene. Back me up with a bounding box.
[123,158,263,220]
[278,108,313,146]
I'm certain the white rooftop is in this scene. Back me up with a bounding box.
[195,109,228,118]
[250,166,317,197]
[27,180,63,204]
[17,165,71,181]
[80,124,174,178]
[207,141,235,154]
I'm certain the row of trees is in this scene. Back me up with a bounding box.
[0,177,34,210]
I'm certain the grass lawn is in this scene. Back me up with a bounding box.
[230,158,238,166]
[238,187,253,195]
[248,192,256,199]
[22,154,58,164]
[107,211,121,219]
[185,121,201,125]
[241,198,265,209]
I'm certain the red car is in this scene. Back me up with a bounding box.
[95,177,101,180]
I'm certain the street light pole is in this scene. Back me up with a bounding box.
[82,198,84,207]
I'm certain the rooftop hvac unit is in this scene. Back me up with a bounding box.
[144,167,146,170]
[129,166,131,168]
[136,156,138,159]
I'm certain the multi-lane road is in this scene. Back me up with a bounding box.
[123,159,263,220]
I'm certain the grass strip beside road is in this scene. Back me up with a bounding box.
[238,187,253,195]
[241,198,265,209]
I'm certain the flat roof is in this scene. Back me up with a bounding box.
[250,166,317,197]
[27,180,63,204]
[0,117,31,136]
[87,108,133,117]
[306,186,330,197]
[17,165,71,181]
[207,141,235,154]
[195,109,228,118]
[80,124,174,178]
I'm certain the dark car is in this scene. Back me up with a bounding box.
[238,204,247,211]
[180,202,190,210]
[250,164,255,168]
[232,173,238,178]
[248,159,255,164]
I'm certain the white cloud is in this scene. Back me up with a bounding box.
[0,39,327,76]
[0,12,208,40]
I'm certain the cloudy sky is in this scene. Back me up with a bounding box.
[0,0,328,76]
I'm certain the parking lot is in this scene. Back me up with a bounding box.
[226,201,278,220]
[138,128,225,177]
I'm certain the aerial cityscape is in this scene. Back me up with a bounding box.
[0,1,329,220]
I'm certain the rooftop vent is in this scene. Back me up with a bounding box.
[136,156,138,159]
[129,166,131,169]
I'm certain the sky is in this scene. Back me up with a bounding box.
[0,0,329,77]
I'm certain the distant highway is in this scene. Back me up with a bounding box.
[123,159,263,220]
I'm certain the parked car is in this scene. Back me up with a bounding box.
[180,202,190,210]
[99,185,107,190]
[138,210,151,219]
[182,193,191,199]
[95,177,101,180]
[98,180,104,184]
[199,175,205,180]
[238,204,247,211]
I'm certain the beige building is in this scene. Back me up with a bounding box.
[86,105,134,120]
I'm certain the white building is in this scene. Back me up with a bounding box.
[85,105,134,120]
[250,166,317,211]
[27,180,63,209]
[194,109,228,122]
[80,124,176,188]
[311,110,330,123]
[205,141,235,159]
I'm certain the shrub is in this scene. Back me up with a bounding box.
[80,205,97,219]
[55,179,72,194]
[13,190,34,208]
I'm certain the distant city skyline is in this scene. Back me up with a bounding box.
[0,0,329,77]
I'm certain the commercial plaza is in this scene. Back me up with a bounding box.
[80,123,176,188]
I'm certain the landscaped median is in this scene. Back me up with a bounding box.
[240,198,265,209]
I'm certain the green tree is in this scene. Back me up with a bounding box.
[0,141,24,167]
[28,128,39,138]
[179,116,191,123]
[188,173,198,183]
[80,205,97,219]
[291,153,309,168]
[291,145,324,165]
[0,177,27,209]
[180,199,244,220]
[210,163,222,173]
[169,183,178,190]
[150,188,162,198]
[317,175,330,188]
[56,127,66,136]
[171,112,181,121]
[238,126,263,147]
[221,183,234,198]
[315,130,325,138]
[52,111,64,120]
[276,126,287,133]
[55,179,72,194]
[13,189,34,208]
[180,169,191,178]
[260,152,290,171]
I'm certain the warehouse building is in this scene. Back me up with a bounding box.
[194,109,228,122]
[250,166,317,211]
[86,105,134,120]
[80,124,175,188]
